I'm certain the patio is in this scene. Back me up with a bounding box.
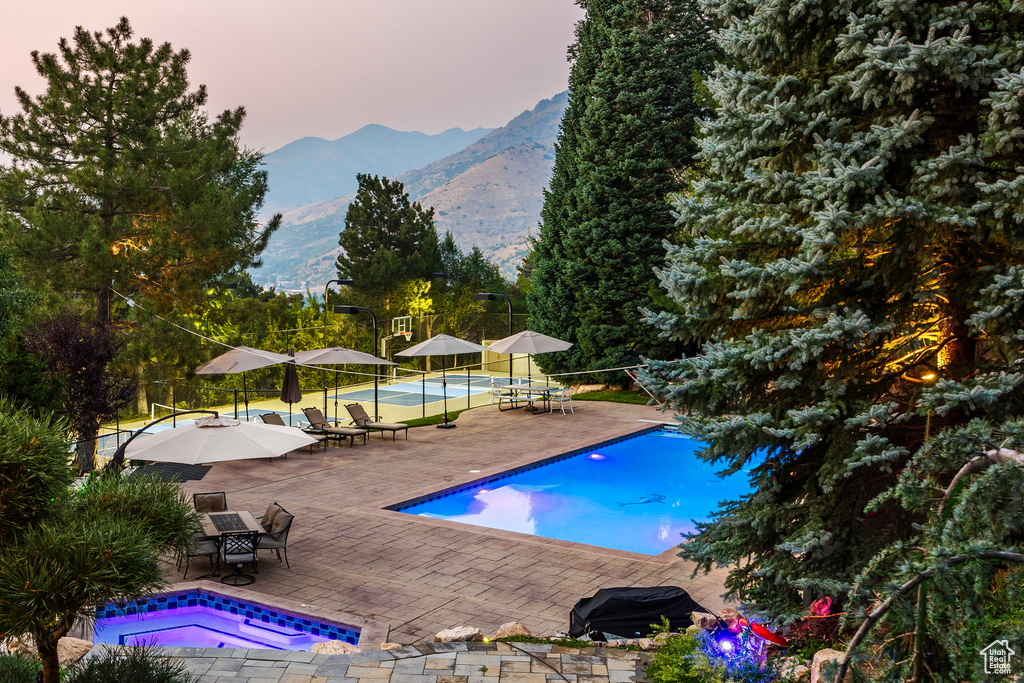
[171,401,733,644]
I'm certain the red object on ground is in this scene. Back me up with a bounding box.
[810,596,833,616]
[739,618,791,647]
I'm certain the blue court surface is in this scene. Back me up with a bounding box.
[332,374,505,407]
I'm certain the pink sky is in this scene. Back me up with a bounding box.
[0,0,583,153]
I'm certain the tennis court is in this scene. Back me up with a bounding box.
[332,374,505,407]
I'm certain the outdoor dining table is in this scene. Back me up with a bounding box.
[200,510,263,537]
[501,383,560,413]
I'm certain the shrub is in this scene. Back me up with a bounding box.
[0,653,40,683]
[65,646,196,683]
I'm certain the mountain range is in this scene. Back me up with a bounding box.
[251,92,568,291]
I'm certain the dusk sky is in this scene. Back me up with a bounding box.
[1,0,583,153]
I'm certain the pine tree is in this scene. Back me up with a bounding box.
[0,18,278,326]
[529,0,713,380]
[336,173,439,317]
[641,0,1024,674]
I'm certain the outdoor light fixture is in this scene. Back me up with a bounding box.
[335,304,379,419]
[323,278,354,344]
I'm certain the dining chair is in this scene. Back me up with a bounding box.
[193,491,227,513]
[219,530,259,586]
[181,533,218,579]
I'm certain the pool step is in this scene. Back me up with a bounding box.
[238,619,306,644]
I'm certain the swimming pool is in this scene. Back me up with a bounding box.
[389,428,752,555]
[93,590,359,650]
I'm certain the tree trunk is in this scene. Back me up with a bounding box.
[75,435,96,474]
[137,380,148,415]
[34,629,66,683]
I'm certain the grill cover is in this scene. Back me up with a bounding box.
[568,586,704,639]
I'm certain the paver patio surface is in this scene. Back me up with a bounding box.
[144,640,648,683]
[172,401,732,644]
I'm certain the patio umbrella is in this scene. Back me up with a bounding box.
[487,330,573,384]
[397,334,487,429]
[124,416,317,465]
[280,347,303,425]
[294,347,396,423]
[195,346,293,421]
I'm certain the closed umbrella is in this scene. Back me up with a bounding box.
[124,416,318,465]
[280,347,303,425]
[487,330,573,384]
[397,334,487,429]
[195,346,293,421]
[295,347,396,423]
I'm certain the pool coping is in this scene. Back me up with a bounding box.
[78,580,391,653]
[385,425,662,511]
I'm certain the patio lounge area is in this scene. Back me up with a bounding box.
[170,400,733,644]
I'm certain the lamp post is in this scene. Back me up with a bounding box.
[323,279,354,345]
[335,305,379,420]
[474,292,512,381]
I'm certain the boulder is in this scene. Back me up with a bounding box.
[493,621,531,639]
[637,638,655,650]
[380,642,403,650]
[434,626,483,643]
[718,608,743,634]
[7,636,93,666]
[573,384,607,395]
[810,648,849,683]
[310,640,359,655]
[691,611,718,631]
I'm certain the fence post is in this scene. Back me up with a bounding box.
[467,366,471,410]
[422,372,426,419]
[234,388,239,420]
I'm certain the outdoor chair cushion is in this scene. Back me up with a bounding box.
[260,503,282,530]
[224,551,255,564]
[270,511,293,535]
[189,538,218,557]
[257,535,286,550]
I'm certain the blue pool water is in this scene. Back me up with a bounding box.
[391,429,752,555]
[93,590,359,650]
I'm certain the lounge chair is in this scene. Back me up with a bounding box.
[260,412,327,453]
[300,407,368,447]
[193,492,227,513]
[344,403,409,441]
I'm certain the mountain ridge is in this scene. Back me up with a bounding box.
[252,92,568,290]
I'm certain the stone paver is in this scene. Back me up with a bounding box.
[171,402,731,644]
[166,643,644,683]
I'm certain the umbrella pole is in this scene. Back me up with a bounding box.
[243,372,250,422]
[334,366,339,424]
[437,356,456,429]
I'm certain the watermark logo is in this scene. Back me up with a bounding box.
[981,640,1016,676]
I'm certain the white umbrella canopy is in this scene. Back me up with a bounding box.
[486,330,572,384]
[487,330,572,355]
[194,346,294,374]
[295,347,397,423]
[397,334,487,357]
[194,346,293,421]
[397,334,487,429]
[125,416,317,465]
[294,347,396,366]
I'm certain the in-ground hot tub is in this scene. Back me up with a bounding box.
[93,590,360,650]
